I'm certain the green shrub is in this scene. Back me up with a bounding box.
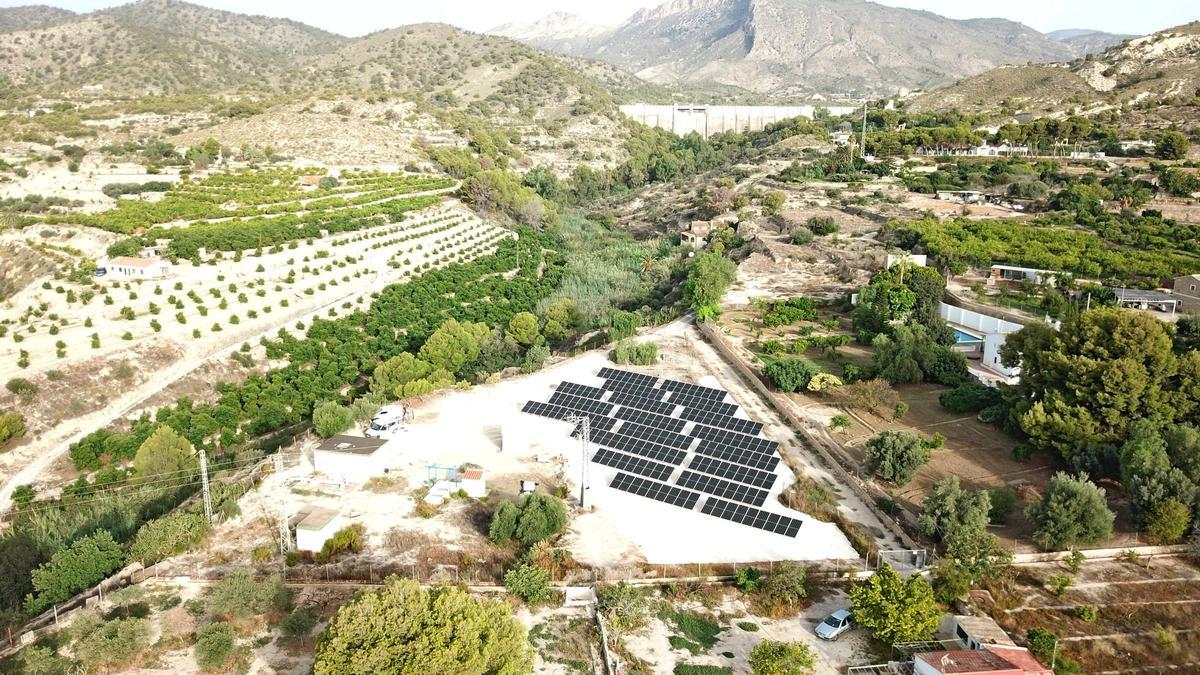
[1074,604,1098,622]
[0,412,26,447]
[129,511,209,564]
[596,582,649,633]
[5,378,38,403]
[504,563,551,603]
[610,340,658,365]
[735,567,763,592]
[764,358,819,392]
[315,524,365,562]
[194,622,238,671]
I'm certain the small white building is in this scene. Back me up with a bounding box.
[940,303,1026,381]
[935,190,984,204]
[294,506,341,553]
[988,264,1059,286]
[313,435,387,485]
[459,468,486,498]
[102,256,172,279]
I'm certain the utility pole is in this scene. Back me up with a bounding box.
[566,415,591,509]
[278,507,292,555]
[198,448,213,523]
[860,102,868,159]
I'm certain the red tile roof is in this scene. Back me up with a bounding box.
[461,468,484,480]
[916,649,1021,675]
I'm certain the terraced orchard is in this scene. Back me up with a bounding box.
[0,170,509,380]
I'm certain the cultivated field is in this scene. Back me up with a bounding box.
[0,168,513,506]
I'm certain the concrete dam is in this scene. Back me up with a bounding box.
[618,103,859,139]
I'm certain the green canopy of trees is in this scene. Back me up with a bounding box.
[849,562,940,645]
[26,530,125,614]
[685,252,736,320]
[1025,472,1115,551]
[315,578,533,674]
[864,431,930,485]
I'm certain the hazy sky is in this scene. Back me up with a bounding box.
[5,0,1196,37]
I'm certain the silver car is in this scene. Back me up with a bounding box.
[815,609,855,641]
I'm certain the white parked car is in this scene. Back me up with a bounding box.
[365,405,406,438]
[815,609,855,641]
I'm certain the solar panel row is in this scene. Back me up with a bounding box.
[606,390,677,416]
[695,439,780,472]
[614,407,687,433]
[520,401,617,431]
[547,391,615,416]
[591,448,675,482]
[591,429,687,465]
[661,378,727,401]
[688,454,777,489]
[610,472,700,509]
[701,497,801,537]
[598,367,658,387]
[613,420,694,450]
[677,470,768,507]
[602,377,664,398]
[681,408,763,435]
[670,394,739,417]
[691,424,779,455]
[556,381,606,400]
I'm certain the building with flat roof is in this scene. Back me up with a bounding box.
[1114,288,1179,315]
[101,256,172,279]
[312,435,387,485]
[294,506,341,553]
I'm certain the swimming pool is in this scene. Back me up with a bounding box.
[953,328,984,344]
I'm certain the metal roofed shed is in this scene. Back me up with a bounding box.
[313,435,388,485]
[1114,287,1179,315]
[295,506,341,553]
[953,615,1016,649]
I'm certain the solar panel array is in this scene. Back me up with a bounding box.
[691,425,779,455]
[522,367,802,537]
[678,470,768,507]
[688,454,777,489]
[681,408,763,435]
[614,407,688,433]
[592,448,675,482]
[610,472,700,509]
[702,497,802,537]
[556,381,605,399]
[521,401,616,431]
[590,429,687,465]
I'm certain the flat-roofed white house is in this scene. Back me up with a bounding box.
[294,506,341,553]
[940,303,1026,382]
[312,435,387,485]
[101,256,172,279]
[988,264,1059,286]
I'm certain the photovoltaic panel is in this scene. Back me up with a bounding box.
[688,454,777,490]
[598,367,658,387]
[701,497,802,537]
[547,391,615,416]
[670,394,739,417]
[591,429,686,465]
[681,408,763,435]
[601,378,664,399]
[660,378,727,401]
[521,401,617,431]
[610,472,700,509]
[613,420,694,450]
[614,407,687,433]
[691,425,779,455]
[677,470,768,506]
[695,439,780,471]
[555,381,605,400]
[591,448,675,482]
[606,391,677,416]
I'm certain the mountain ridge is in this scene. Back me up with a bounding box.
[487,0,1091,96]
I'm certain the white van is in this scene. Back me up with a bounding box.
[365,405,406,438]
